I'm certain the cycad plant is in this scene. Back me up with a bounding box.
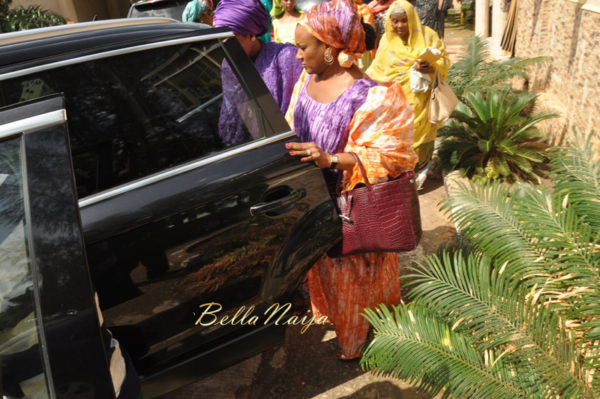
[0,0,65,33]
[436,89,557,183]
[446,35,547,101]
[361,130,600,398]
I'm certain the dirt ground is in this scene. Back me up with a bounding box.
[161,11,471,399]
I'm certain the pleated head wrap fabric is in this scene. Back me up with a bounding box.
[299,0,366,68]
[214,0,270,36]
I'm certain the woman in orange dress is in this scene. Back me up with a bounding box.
[286,0,417,360]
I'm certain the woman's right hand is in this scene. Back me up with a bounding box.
[415,61,434,74]
[286,142,356,170]
[286,141,332,169]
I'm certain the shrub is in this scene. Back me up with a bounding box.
[361,131,600,398]
[0,1,65,33]
[437,89,557,183]
[446,35,547,101]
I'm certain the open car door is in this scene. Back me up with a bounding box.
[0,96,116,398]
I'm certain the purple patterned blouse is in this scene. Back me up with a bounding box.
[293,76,378,154]
[219,41,302,146]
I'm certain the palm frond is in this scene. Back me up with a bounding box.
[549,129,600,234]
[511,110,560,138]
[512,183,600,286]
[438,89,553,182]
[405,252,595,398]
[361,302,528,399]
[366,127,600,397]
[446,35,548,100]
[441,180,548,282]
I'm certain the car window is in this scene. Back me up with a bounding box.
[128,0,188,20]
[0,39,266,198]
[0,137,51,399]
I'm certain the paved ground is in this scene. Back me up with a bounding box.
[444,10,474,64]
[160,12,471,399]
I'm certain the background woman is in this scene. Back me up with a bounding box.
[367,0,394,46]
[367,0,449,171]
[259,0,273,42]
[271,0,303,44]
[350,0,376,70]
[413,0,449,39]
[182,0,214,25]
[286,0,417,360]
[214,0,302,145]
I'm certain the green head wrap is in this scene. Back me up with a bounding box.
[182,0,211,22]
[270,0,303,18]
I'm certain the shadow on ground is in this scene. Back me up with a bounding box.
[244,324,432,399]
[339,382,427,399]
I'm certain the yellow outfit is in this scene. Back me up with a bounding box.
[366,0,449,165]
[272,17,300,44]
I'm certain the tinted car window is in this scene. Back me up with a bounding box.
[128,0,189,20]
[0,137,51,398]
[0,39,264,198]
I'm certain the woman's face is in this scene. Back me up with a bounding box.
[281,0,296,12]
[295,24,328,75]
[390,12,410,41]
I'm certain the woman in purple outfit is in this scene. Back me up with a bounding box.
[285,0,417,359]
[214,0,303,146]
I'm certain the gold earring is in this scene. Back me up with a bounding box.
[324,48,334,65]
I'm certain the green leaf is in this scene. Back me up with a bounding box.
[361,302,528,399]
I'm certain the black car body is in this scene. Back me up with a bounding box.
[0,19,338,398]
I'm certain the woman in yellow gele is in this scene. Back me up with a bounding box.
[367,0,449,179]
[271,0,303,44]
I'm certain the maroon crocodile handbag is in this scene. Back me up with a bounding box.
[328,152,422,257]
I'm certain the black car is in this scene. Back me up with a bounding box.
[0,19,338,398]
[127,0,191,20]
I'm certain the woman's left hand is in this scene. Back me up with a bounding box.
[286,142,331,169]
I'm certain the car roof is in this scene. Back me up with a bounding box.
[0,18,174,47]
[0,19,232,74]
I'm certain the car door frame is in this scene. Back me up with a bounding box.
[71,34,338,388]
[0,95,116,398]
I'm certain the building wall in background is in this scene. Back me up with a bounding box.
[515,0,600,144]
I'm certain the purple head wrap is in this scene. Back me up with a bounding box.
[214,0,270,36]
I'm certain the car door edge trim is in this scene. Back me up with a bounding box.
[0,31,234,82]
[0,109,66,140]
[78,130,296,208]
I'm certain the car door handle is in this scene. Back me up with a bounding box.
[250,189,306,216]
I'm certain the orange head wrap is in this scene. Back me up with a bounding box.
[299,0,366,68]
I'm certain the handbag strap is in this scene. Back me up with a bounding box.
[334,152,372,195]
[348,152,372,189]
[431,69,441,90]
